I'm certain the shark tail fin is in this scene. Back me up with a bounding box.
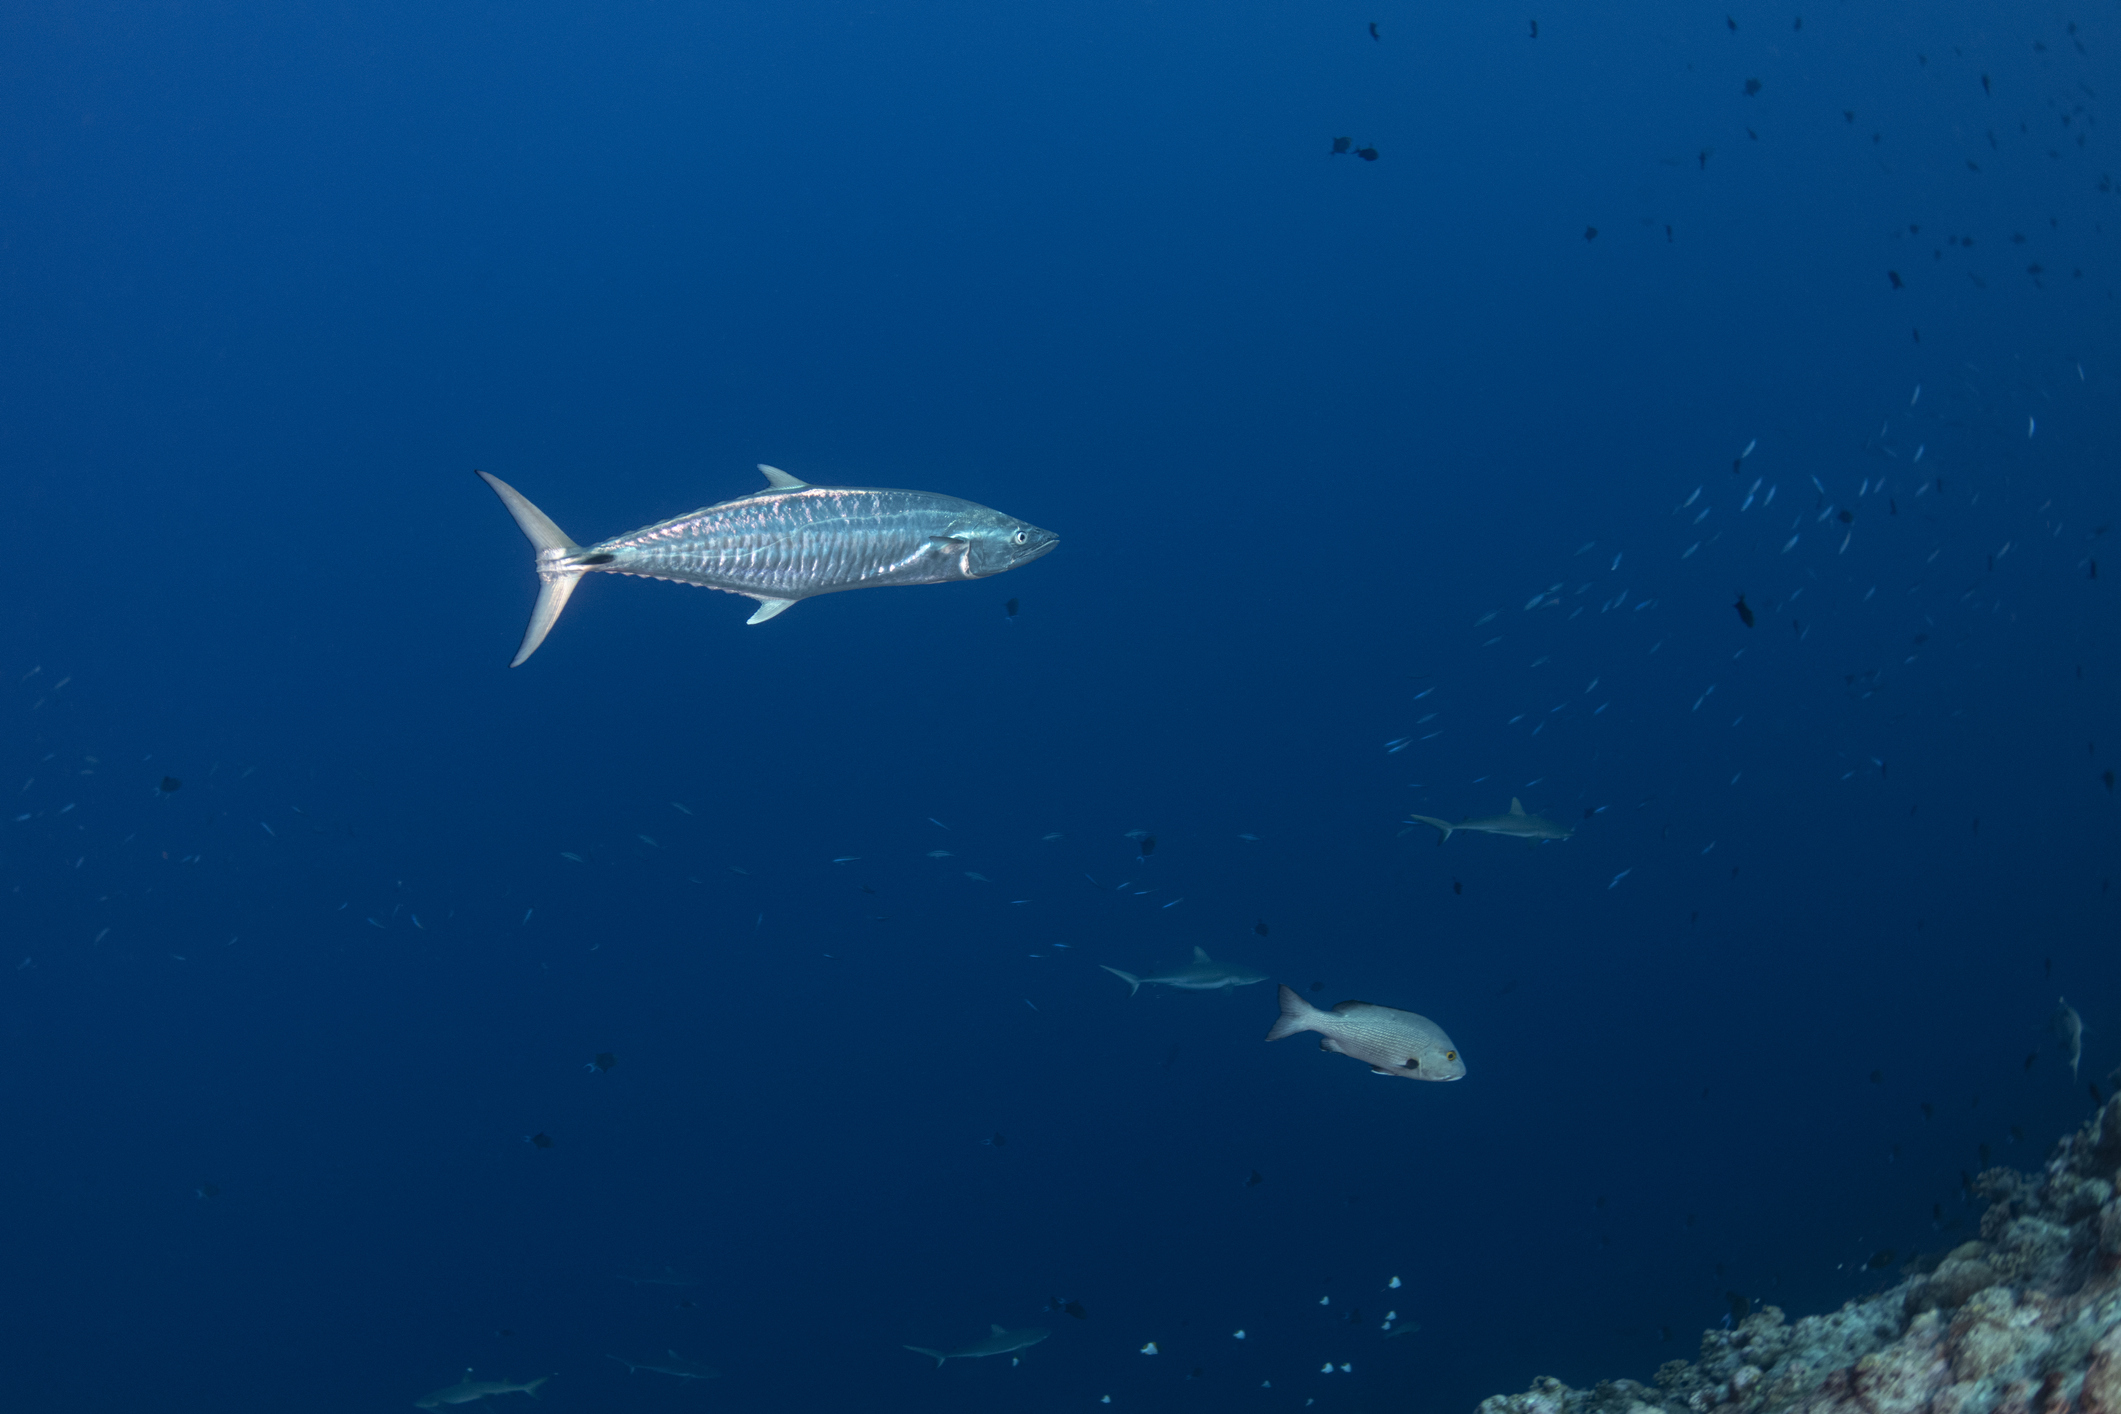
[1265,984,1323,1042]
[479,471,595,668]
[1406,815,1455,844]
[525,1376,550,1398]
[905,1346,948,1368]
[1100,965,1142,997]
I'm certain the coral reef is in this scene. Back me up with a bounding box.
[1480,1098,2121,1414]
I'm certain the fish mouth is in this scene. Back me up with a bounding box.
[1019,532,1059,563]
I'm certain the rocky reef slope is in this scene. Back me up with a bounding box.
[1481,1098,2121,1414]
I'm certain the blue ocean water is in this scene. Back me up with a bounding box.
[1,1,2113,1409]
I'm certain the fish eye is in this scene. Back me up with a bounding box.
[1013,530,1029,545]
[1445,1051,1457,1061]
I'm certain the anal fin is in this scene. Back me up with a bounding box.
[746,597,799,625]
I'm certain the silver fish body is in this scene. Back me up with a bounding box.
[479,465,1058,666]
[1265,984,1465,1081]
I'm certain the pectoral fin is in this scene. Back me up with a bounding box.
[746,598,799,625]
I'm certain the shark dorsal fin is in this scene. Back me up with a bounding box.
[991,1324,1008,1336]
[758,464,809,490]
[1192,947,1212,963]
[1509,798,1526,815]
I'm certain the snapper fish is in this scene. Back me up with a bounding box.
[480,465,1059,666]
[1265,984,1465,1081]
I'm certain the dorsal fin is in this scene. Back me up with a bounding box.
[758,464,809,489]
[1509,797,1526,815]
[1192,947,1212,963]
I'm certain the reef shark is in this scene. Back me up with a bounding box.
[905,1325,1051,1366]
[1101,947,1269,996]
[480,465,1058,666]
[608,1350,718,1381]
[412,1370,550,1408]
[1405,798,1573,845]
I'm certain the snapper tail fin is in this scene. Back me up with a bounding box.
[1265,983,1324,1042]
[904,1347,949,1368]
[1100,965,1143,997]
[1406,815,1455,844]
[479,471,603,667]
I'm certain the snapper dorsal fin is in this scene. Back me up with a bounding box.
[758,464,809,489]
[1509,798,1526,815]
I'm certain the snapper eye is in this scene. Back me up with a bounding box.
[1013,530,1029,545]
[1445,1051,1457,1061]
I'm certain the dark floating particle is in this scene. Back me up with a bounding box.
[1138,835,1157,857]
[592,1052,617,1072]
[988,1132,1006,1147]
[1309,980,1325,992]
[1331,136,1352,154]
[1245,1169,1265,1189]
[1733,593,1755,628]
[1584,225,1599,241]
[1355,146,1379,161]
[1978,1144,1991,1167]
[1368,21,1380,39]
[1845,110,1855,123]
[1004,597,1019,618]
[1793,15,1802,29]
[2104,770,2114,792]
[1981,73,1991,94]
[1744,77,1762,95]
[2026,1052,2039,1070]
[1066,1300,1087,1319]
[1451,878,1463,896]
[1726,14,1737,29]
[1868,1249,1896,1269]
[1529,19,1538,38]
[1254,919,1270,937]
[1888,270,1905,289]
[195,1182,221,1200]
[159,776,182,793]
[529,1133,555,1149]
[2094,1082,2106,1106]
[1870,1069,1884,1084]
[1727,1291,1750,1324]
[1837,508,1854,524]
[1921,1101,1934,1121]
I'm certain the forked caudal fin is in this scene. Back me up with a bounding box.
[478,471,591,668]
[904,1346,949,1367]
[1264,983,1323,1042]
[1100,965,1142,997]
[1406,814,1455,844]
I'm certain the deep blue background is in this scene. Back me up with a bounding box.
[1,1,2115,1410]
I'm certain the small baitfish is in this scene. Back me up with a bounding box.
[479,465,1059,666]
[1265,984,1465,1081]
